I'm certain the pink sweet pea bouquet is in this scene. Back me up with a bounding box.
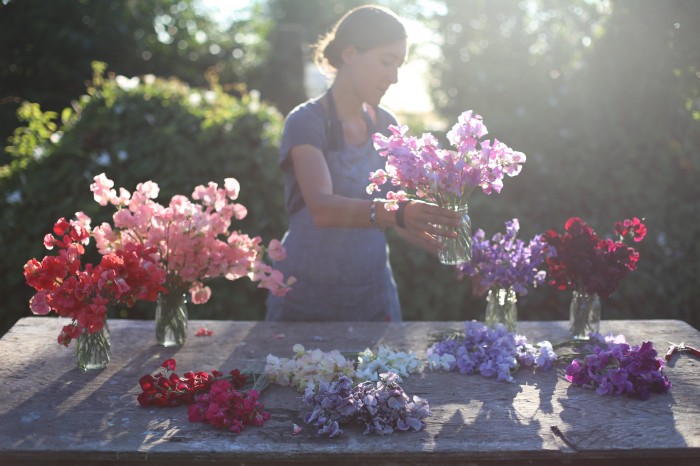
[90,173,294,304]
[368,110,526,210]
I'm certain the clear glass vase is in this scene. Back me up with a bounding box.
[436,202,472,265]
[484,287,518,332]
[569,289,601,340]
[75,323,111,371]
[155,292,188,347]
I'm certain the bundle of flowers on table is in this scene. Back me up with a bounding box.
[137,359,271,433]
[303,372,430,438]
[427,321,558,382]
[457,218,550,330]
[264,344,425,392]
[368,110,527,264]
[264,344,355,392]
[543,216,646,338]
[564,333,671,400]
[23,215,166,348]
[355,345,424,382]
[90,173,295,345]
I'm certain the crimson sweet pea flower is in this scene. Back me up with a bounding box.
[24,216,167,346]
[544,217,646,297]
[137,359,270,434]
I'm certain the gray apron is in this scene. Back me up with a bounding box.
[265,99,401,322]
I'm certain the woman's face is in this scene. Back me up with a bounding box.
[343,39,407,107]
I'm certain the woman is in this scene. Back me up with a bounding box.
[265,5,461,322]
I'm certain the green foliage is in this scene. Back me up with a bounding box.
[0,0,270,156]
[0,63,286,336]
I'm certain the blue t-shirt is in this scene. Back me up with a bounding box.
[279,97,397,215]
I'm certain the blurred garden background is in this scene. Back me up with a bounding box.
[1,0,698,338]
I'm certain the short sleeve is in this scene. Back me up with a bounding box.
[278,99,327,215]
[279,100,326,170]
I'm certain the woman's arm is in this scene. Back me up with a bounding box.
[290,143,375,228]
[291,144,462,239]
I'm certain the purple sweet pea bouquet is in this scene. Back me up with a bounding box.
[368,110,526,210]
[458,219,550,297]
[368,111,526,265]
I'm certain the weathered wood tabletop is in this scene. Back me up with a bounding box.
[0,317,698,466]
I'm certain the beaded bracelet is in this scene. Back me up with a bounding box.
[369,201,385,231]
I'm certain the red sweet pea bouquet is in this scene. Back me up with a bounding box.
[543,217,646,297]
[23,215,166,346]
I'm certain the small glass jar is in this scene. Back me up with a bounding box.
[155,292,188,347]
[75,323,111,371]
[484,287,517,332]
[569,288,601,340]
[436,203,472,265]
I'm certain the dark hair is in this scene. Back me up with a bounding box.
[313,5,406,75]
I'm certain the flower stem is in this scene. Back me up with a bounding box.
[75,324,111,370]
[156,293,188,347]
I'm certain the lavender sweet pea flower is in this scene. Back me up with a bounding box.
[458,219,549,296]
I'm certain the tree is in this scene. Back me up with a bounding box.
[257,0,367,114]
[0,0,268,156]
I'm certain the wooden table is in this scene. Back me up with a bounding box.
[0,317,698,465]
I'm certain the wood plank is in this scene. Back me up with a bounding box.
[0,317,698,465]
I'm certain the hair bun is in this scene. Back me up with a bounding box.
[312,5,405,76]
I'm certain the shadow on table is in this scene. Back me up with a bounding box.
[0,339,186,446]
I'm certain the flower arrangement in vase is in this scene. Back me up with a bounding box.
[368,111,526,264]
[24,215,166,369]
[90,173,294,346]
[543,217,646,339]
[457,218,549,331]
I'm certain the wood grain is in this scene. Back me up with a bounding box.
[0,317,698,465]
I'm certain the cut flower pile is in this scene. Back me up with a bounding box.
[427,321,558,382]
[303,372,430,438]
[137,359,270,433]
[137,323,672,438]
[564,333,671,399]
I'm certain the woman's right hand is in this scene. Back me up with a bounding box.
[395,200,463,254]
